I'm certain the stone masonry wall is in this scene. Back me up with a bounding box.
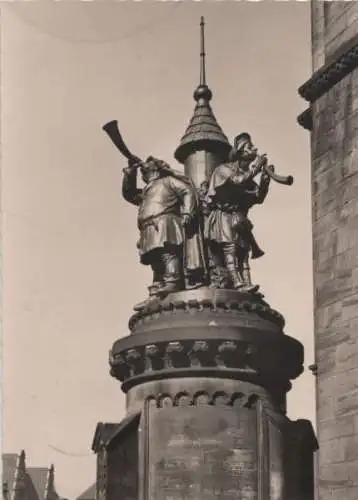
[311,2,358,499]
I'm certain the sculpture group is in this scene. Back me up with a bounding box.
[103,121,293,310]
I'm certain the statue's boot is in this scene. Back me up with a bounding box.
[156,280,181,296]
[241,266,260,294]
[223,246,244,290]
[133,283,162,311]
[156,252,181,296]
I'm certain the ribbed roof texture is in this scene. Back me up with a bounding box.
[174,86,231,164]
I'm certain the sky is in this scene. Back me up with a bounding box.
[2,1,312,498]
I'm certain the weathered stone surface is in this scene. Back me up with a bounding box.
[307,6,358,498]
[104,298,312,500]
[320,461,358,488]
[106,422,139,500]
[323,2,358,59]
[319,415,355,443]
[317,366,358,421]
[147,405,259,500]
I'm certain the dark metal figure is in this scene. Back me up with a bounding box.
[102,121,206,308]
[122,156,206,308]
[204,133,271,292]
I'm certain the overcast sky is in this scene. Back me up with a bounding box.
[2,1,312,498]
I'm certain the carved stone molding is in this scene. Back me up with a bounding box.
[144,389,269,410]
[128,288,285,333]
[109,334,303,393]
[297,107,313,131]
[299,34,358,103]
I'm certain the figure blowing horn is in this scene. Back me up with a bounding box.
[252,154,293,186]
[102,120,143,167]
[258,153,294,186]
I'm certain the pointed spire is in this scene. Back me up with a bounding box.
[194,16,212,104]
[174,17,231,167]
[200,16,206,87]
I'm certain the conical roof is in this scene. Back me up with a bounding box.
[174,85,231,164]
[174,18,231,164]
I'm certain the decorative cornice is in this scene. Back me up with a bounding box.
[146,389,266,409]
[299,34,358,103]
[297,107,313,131]
[128,290,285,332]
[109,334,303,393]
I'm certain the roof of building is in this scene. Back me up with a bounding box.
[92,422,120,452]
[2,453,61,500]
[24,471,41,500]
[26,467,49,500]
[106,411,141,451]
[76,482,96,500]
[2,453,19,496]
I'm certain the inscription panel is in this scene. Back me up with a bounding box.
[147,405,258,500]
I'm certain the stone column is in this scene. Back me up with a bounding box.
[107,288,316,500]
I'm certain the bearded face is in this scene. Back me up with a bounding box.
[141,160,160,184]
[237,140,258,163]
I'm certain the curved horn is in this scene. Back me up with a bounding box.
[263,165,294,186]
[102,120,141,164]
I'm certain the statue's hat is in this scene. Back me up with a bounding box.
[233,132,252,151]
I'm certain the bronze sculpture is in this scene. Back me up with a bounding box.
[122,156,206,308]
[102,120,206,309]
[204,133,271,292]
[103,120,293,305]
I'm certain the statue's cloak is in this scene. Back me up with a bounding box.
[204,163,264,259]
[167,168,208,277]
[139,164,207,277]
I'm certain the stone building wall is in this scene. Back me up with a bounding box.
[300,2,358,499]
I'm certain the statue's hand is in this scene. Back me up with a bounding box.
[262,164,274,183]
[127,156,142,169]
[256,154,268,170]
[182,214,191,227]
[250,154,267,177]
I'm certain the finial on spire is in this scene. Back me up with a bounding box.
[200,16,206,86]
[194,16,212,103]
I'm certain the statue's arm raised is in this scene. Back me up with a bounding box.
[256,170,271,204]
[122,167,143,206]
[231,164,263,185]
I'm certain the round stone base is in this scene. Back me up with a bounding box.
[110,288,303,393]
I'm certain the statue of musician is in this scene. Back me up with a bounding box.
[204,132,272,293]
[122,155,206,309]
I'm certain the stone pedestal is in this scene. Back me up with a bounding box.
[95,288,317,500]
